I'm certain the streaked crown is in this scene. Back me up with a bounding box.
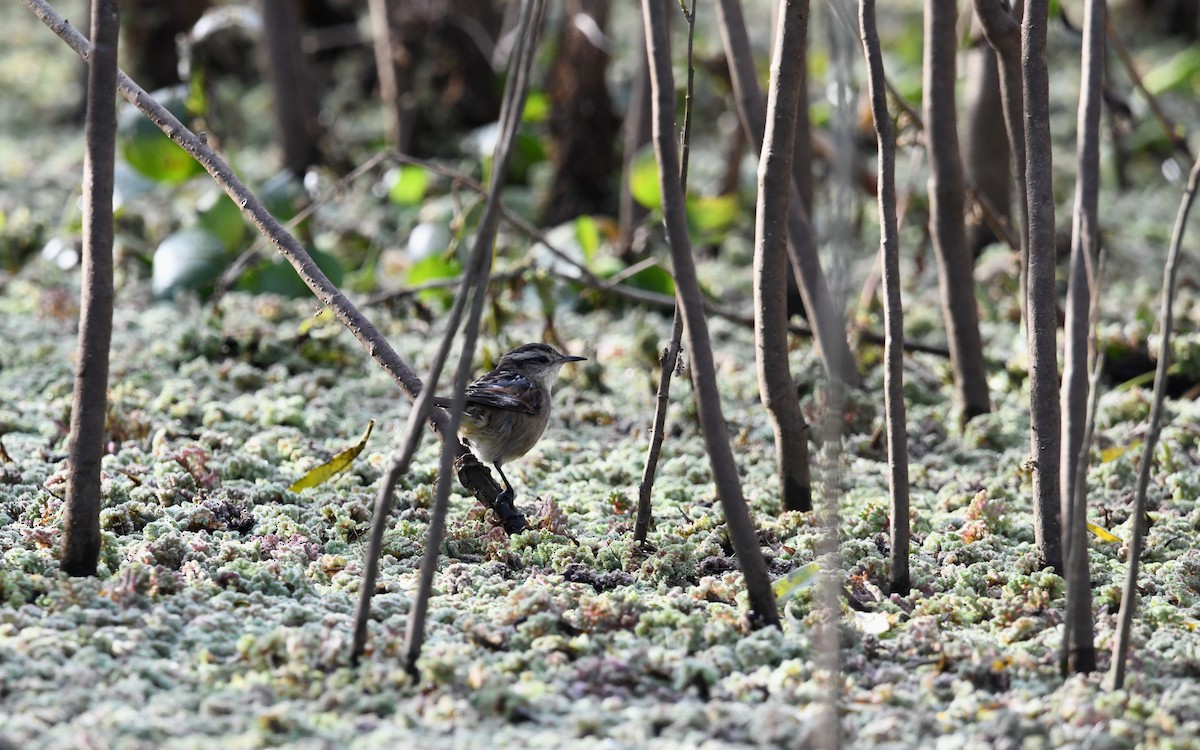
[496,343,586,371]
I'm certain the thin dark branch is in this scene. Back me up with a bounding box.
[859,0,911,595]
[634,0,696,544]
[1023,0,1064,573]
[401,0,548,677]
[1060,0,1104,676]
[642,0,778,629]
[753,0,813,513]
[634,313,683,543]
[1111,151,1200,690]
[1062,253,1106,677]
[61,0,119,577]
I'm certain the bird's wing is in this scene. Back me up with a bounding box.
[463,370,544,414]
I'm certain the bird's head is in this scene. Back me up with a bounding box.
[498,343,586,387]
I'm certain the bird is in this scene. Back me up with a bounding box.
[434,343,585,502]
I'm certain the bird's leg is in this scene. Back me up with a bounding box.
[494,463,516,504]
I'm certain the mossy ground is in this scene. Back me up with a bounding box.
[4,1,1200,747]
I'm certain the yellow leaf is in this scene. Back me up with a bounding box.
[289,419,375,492]
[1101,441,1140,463]
[1087,522,1122,544]
[773,561,820,602]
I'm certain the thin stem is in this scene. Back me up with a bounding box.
[1110,152,1200,689]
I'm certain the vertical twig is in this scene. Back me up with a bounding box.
[753,0,814,517]
[634,0,696,545]
[924,0,991,423]
[400,0,549,676]
[367,0,408,150]
[858,0,910,595]
[1111,153,1200,689]
[1023,0,1065,574]
[1060,0,1105,675]
[641,0,779,629]
[974,0,1029,327]
[1062,252,1105,676]
[61,0,119,577]
[713,0,859,387]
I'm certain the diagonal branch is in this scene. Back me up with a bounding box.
[1110,151,1200,690]
[21,0,516,525]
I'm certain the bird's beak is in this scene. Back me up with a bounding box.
[559,354,587,363]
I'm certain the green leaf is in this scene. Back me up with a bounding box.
[1143,44,1200,95]
[119,86,205,185]
[388,165,429,207]
[686,194,740,235]
[773,561,820,602]
[236,248,343,298]
[152,228,228,299]
[407,252,461,285]
[625,264,675,296]
[574,215,601,264]
[197,189,246,250]
[290,420,375,492]
[629,146,662,210]
[406,253,462,307]
[523,91,550,123]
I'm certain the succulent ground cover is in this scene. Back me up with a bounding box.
[4,239,1200,748]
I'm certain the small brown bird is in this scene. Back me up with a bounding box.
[435,343,585,501]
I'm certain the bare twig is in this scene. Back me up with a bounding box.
[400,0,548,677]
[859,0,911,595]
[1111,152,1200,690]
[1060,0,1104,676]
[634,313,683,543]
[753,0,814,513]
[642,0,778,629]
[1024,0,1065,574]
[634,0,696,544]
[1061,251,1105,677]
[61,0,119,577]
